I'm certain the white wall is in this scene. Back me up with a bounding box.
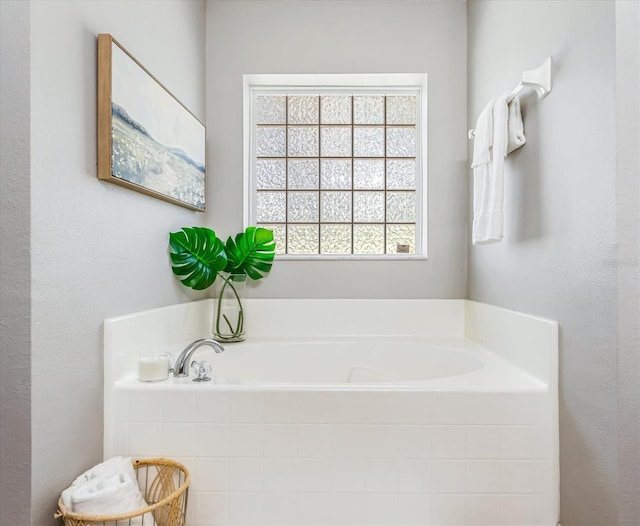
[205,0,468,299]
[615,2,640,523]
[0,1,32,523]
[467,1,621,524]
[29,1,206,523]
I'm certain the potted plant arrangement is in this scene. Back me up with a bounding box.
[169,226,275,342]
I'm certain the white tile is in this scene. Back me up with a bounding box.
[501,495,537,525]
[229,392,264,422]
[534,460,554,494]
[331,425,375,458]
[364,493,399,525]
[111,423,128,455]
[263,458,298,491]
[162,423,195,457]
[228,492,263,526]
[197,391,229,423]
[128,423,164,457]
[433,426,466,459]
[500,426,534,459]
[263,392,297,423]
[466,495,503,526]
[297,392,334,423]
[263,424,297,457]
[467,426,501,459]
[501,460,535,494]
[425,393,470,424]
[396,494,431,525]
[128,390,163,422]
[397,460,431,492]
[432,460,466,493]
[297,459,338,492]
[162,389,197,422]
[363,460,398,492]
[501,394,538,425]
[229,458,263,491]
[368,392,431,425]
[194,458,229,491]
[397,425,431,459]
[195,491,228,526]
[331,392,371,423]
[298,424,333,457]
[467,461,501,494]
[263,492,299,525]
[229,424,263,457]
[465,394,503,425]
[195,424,229,457]
[432,494,467,526]
[330,459,366,492]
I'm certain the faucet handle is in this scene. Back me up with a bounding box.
[191,360,212,382]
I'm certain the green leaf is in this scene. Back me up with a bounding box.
[168,227,227,290]
[224,226,275,280]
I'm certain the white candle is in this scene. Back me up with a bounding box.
[138,354,169,382]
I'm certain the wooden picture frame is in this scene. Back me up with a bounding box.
[97,34,206,211]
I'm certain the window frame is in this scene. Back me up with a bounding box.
[243,73,428,260]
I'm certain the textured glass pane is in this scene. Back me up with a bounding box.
[256,127,286,157]
[354,191,384,222]
[353,224,384,254]
[320,159,352,189]
[386,96,417,125]
[288,127,319,157]
[353,96,384,124]
[387,192,416,223]
[321,225,352,254]
[288,96,319,124]
[387,127,416,157]
[386,225,416,254]
[256,159,286,190]
[288,191,319,222]
[288,160,319,190]
[387,160,416,189]
[354,159,384,189]
[288,225,319,254]
[256,191,286,222]
[258,224,286,255]
[320,191,352,222]
[320,127,351,157]
[353,127,385,157]
[320,96,351,124]
[256,96,286,124]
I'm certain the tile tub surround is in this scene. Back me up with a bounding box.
[104,300,558,526]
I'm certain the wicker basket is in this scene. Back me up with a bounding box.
[55,458,190,526]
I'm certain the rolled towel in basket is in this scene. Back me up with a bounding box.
[61,456,137,510]
[71,472,156,526]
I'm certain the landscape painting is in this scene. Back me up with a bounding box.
[97,34,206,211]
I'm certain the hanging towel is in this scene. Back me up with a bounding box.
[507,96,526,154]
[472,94,526,244]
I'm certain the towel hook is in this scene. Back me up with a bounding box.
[468,57,552,139]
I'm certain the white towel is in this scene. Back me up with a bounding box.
[472,94,526,244]
[60,456,156,525]
[71,472,156,526]
[507,96,526,154]
[61,456,137,510]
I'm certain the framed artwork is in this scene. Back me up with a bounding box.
[97,34,206,211]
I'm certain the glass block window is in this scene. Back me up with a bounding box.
[247,78,425,258]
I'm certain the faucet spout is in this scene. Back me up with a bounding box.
[173,338,225,377]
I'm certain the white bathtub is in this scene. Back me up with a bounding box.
[105,299,559,526]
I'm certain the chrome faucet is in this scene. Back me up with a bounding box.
[173,338,225,378]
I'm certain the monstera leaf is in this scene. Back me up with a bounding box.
[169,227,227,290]
[224,227,276,280]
